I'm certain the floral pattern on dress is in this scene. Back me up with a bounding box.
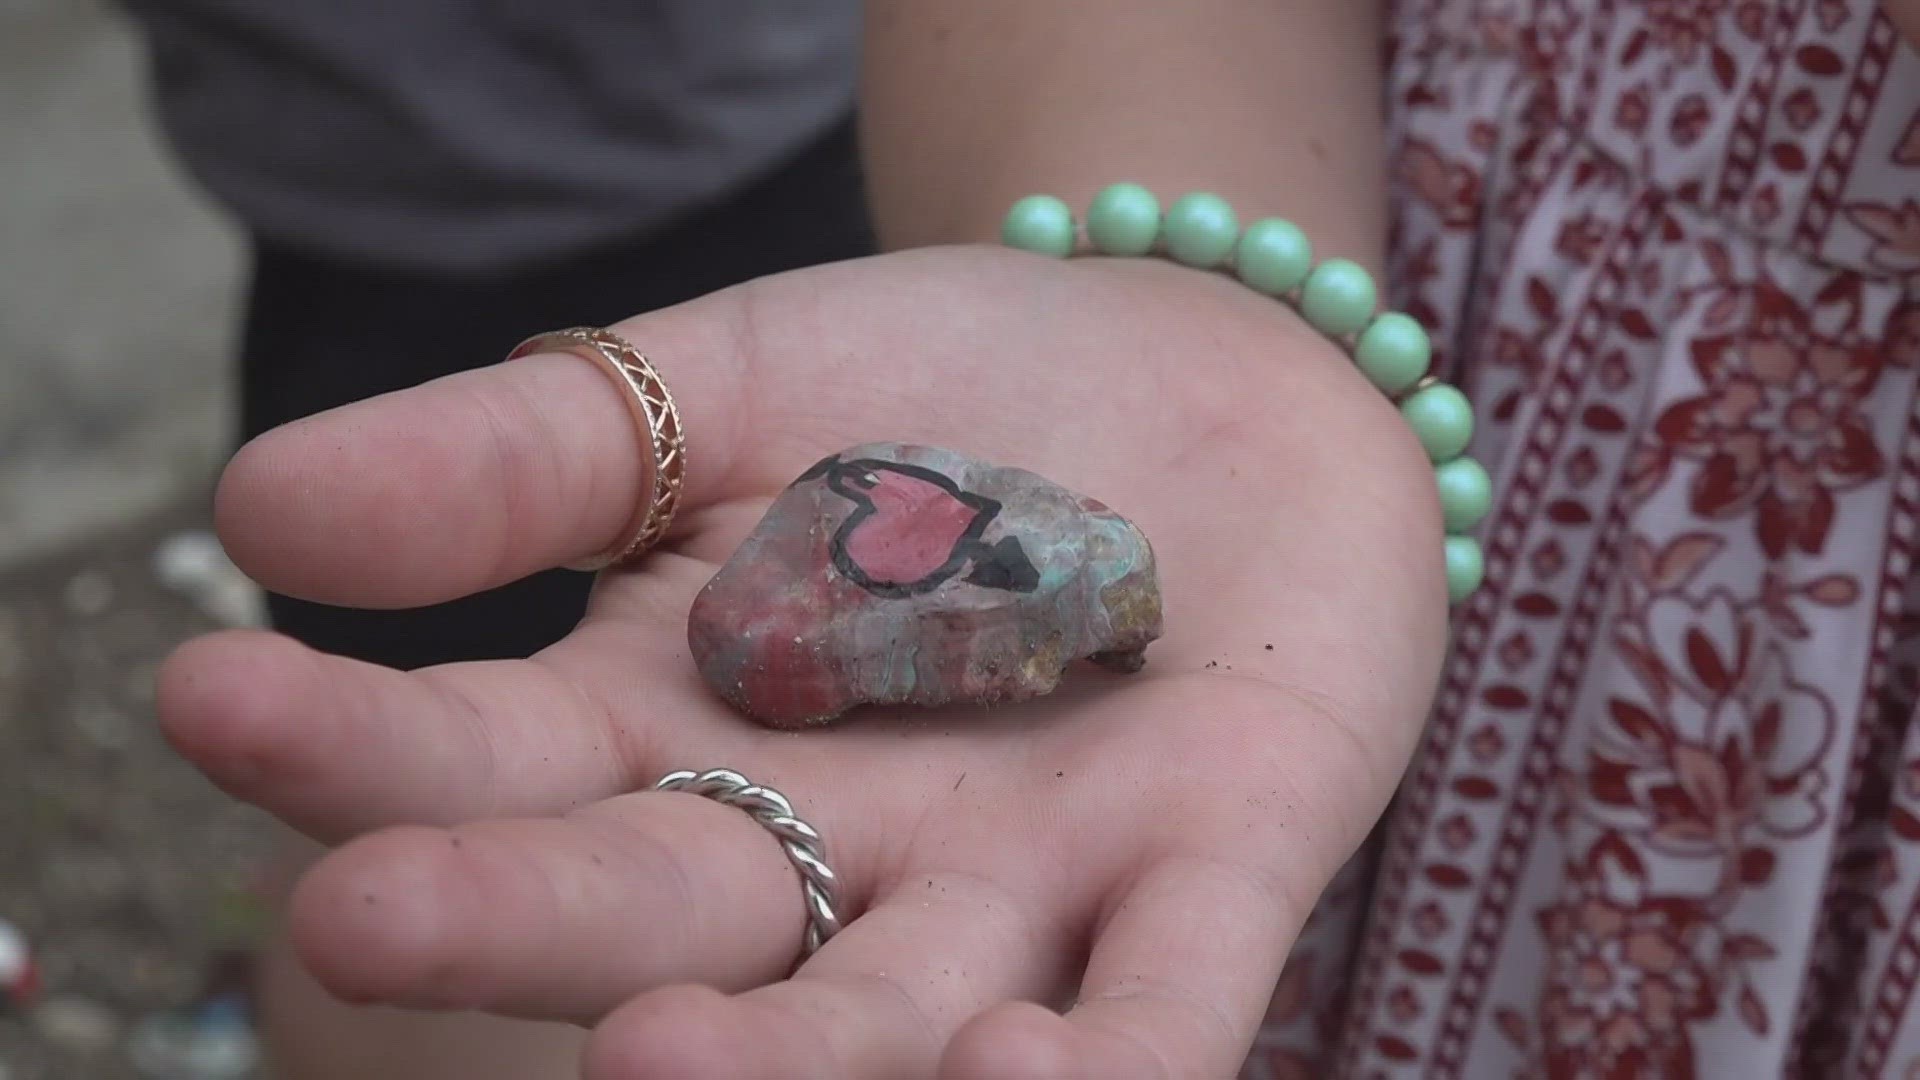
[1651,272,1889,559]
[1535,837,1721,1079]
[1243,2,1920,1077]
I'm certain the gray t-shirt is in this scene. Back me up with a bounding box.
[122,1,861,272]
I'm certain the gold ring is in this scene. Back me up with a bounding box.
[508,327,687,571]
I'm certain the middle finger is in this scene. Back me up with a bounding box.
[158,543,751,841]
[286,787,835,1022]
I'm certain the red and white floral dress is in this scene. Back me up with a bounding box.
[1247,2,1920,1076]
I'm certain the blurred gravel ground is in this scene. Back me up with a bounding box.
[0,0,239,569]
[0,0,263,1071]
[0,498,274,1080]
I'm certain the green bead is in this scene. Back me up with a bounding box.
[1355,312,1432,396]
[1235,218,1313,295]
[1444,535,1485,603]
[1162,192,1240,268]
[1086,183,1162,256]
[1298,258,1378,336]
[1001,195,1076,257]
[1400,382,1476,463]
[1436,457,1493,533]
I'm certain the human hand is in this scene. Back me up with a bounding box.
[1890,0,1920,48]
[159,246,1447,1078]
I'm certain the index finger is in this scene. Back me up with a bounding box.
[216,291,754,609]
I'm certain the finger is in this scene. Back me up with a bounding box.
[585,878,1063,1080]
[157,628,712,839]
[216,289,754,607]
[942,858,1299,1080]
[215,249,1313,610]
[287,790,817,1022]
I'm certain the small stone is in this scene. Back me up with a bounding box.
[41,848,133,914]
[689,444,1162,728]
[68,688,131,751]
[127,1000,258,1080]
[153,531,265,627]
[0,920,36,1008]
[32,995,117,1049]
[124,660,161,706]
[63,570,112,617]
[196,578,266,629]
[152,531,227,592]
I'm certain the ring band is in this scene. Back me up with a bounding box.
[509,327,686,571]
[653,769,844,959]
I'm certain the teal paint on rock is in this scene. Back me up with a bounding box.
[883,641,920,700]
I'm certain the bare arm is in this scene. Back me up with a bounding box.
[1890,0,1920,49]
[861,0,1389,269]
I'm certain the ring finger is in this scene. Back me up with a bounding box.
[285,783,862,1023]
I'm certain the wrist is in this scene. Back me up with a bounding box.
[882,182,1386,283]
[998,185,1488,604]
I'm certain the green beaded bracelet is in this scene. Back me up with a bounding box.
[1001,183,1487,604]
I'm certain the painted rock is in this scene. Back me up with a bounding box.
[688,443,1162,728]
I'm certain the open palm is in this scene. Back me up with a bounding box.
[160,246,1447,1079]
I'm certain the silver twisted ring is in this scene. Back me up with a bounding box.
[652,768,843,958]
